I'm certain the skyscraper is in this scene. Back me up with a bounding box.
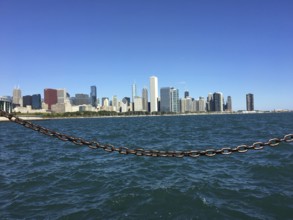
[184,91,189,98]
[207,93,213,112]
[122,97,129,105]
[57,89,66,104]
[74,94,90,105]
[246,93,254,111]
[132,83,137,103]
[102,97,110,107]
[134,97,143,111]
[198,97,206,112]
[181,97,193,112]
[102,97,109,107]
[193,100,200,112]
[32,94,42,109]
[13,87,22,107]
[170,88,180,113]
[160,87,180,113]
[23,95,32,107]
[213,92,224,112]
[112,95,118,111]
[123,97,131,106]
[226,96,232,112]
[121,98,129,112]
[160,87,171,112]
[142,87,148,112]
[44,88,57,110]
[150,76,158,112]
[90,86,97,107]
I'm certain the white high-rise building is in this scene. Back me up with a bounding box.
[103,98,109,107]
[198,97,206,112]
[112,95,118,112]
[57,89,67,104]
[181,97,193,113]
[193,100,199,112]
[150,76,158,112]
[13,87,22,106]
[120,99,128,113]
[134,96,143,111]
[132,83,137,103]
[170,88,180,113]
[51,89,72,113]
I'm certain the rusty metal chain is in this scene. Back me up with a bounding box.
[1,110,292,158]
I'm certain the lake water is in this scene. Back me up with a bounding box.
[1,113,293,219]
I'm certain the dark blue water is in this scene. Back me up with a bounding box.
[1,113,293,219]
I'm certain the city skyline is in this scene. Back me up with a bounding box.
[0,77,288,112]
[6,77,250,113]
[1,1,292,111]
[1,79,290,114]
[5,83,236,114]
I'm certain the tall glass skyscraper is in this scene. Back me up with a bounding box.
[142,87,148,112]
[90,86,97,107]
[150,76,158,112]
[132,83,137,103]
[23,95,32,107]
[160,87,171,112]
[32,94,42,109]
[207,93,213,112]
[213,92,224,112]
[246,93,254,111]
[226,96,232,112]
[160,87,179,113]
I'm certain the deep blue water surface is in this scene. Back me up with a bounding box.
[1,113,293,219]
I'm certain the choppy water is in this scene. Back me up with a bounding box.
[1,113,293,219]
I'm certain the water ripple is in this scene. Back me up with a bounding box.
[0,113,293,219]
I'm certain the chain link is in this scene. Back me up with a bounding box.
[1,110,292,158]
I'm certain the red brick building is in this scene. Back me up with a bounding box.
[44,89,57,110]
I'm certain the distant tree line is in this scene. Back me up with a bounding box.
[15,110,232,118]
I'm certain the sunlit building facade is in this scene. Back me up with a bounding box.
[170,88,180,113]
[13,87,22,107]
[150,76,158,112]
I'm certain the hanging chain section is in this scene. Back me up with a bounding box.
[1,110,292,158]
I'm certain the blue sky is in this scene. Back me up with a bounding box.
[0,0,292,110]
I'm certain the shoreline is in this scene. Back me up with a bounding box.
[0,111,291,122]
[0,116,48,122]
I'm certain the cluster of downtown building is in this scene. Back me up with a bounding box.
[1,76,255,114]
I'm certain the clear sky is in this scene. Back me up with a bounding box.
[0,0,292,111]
